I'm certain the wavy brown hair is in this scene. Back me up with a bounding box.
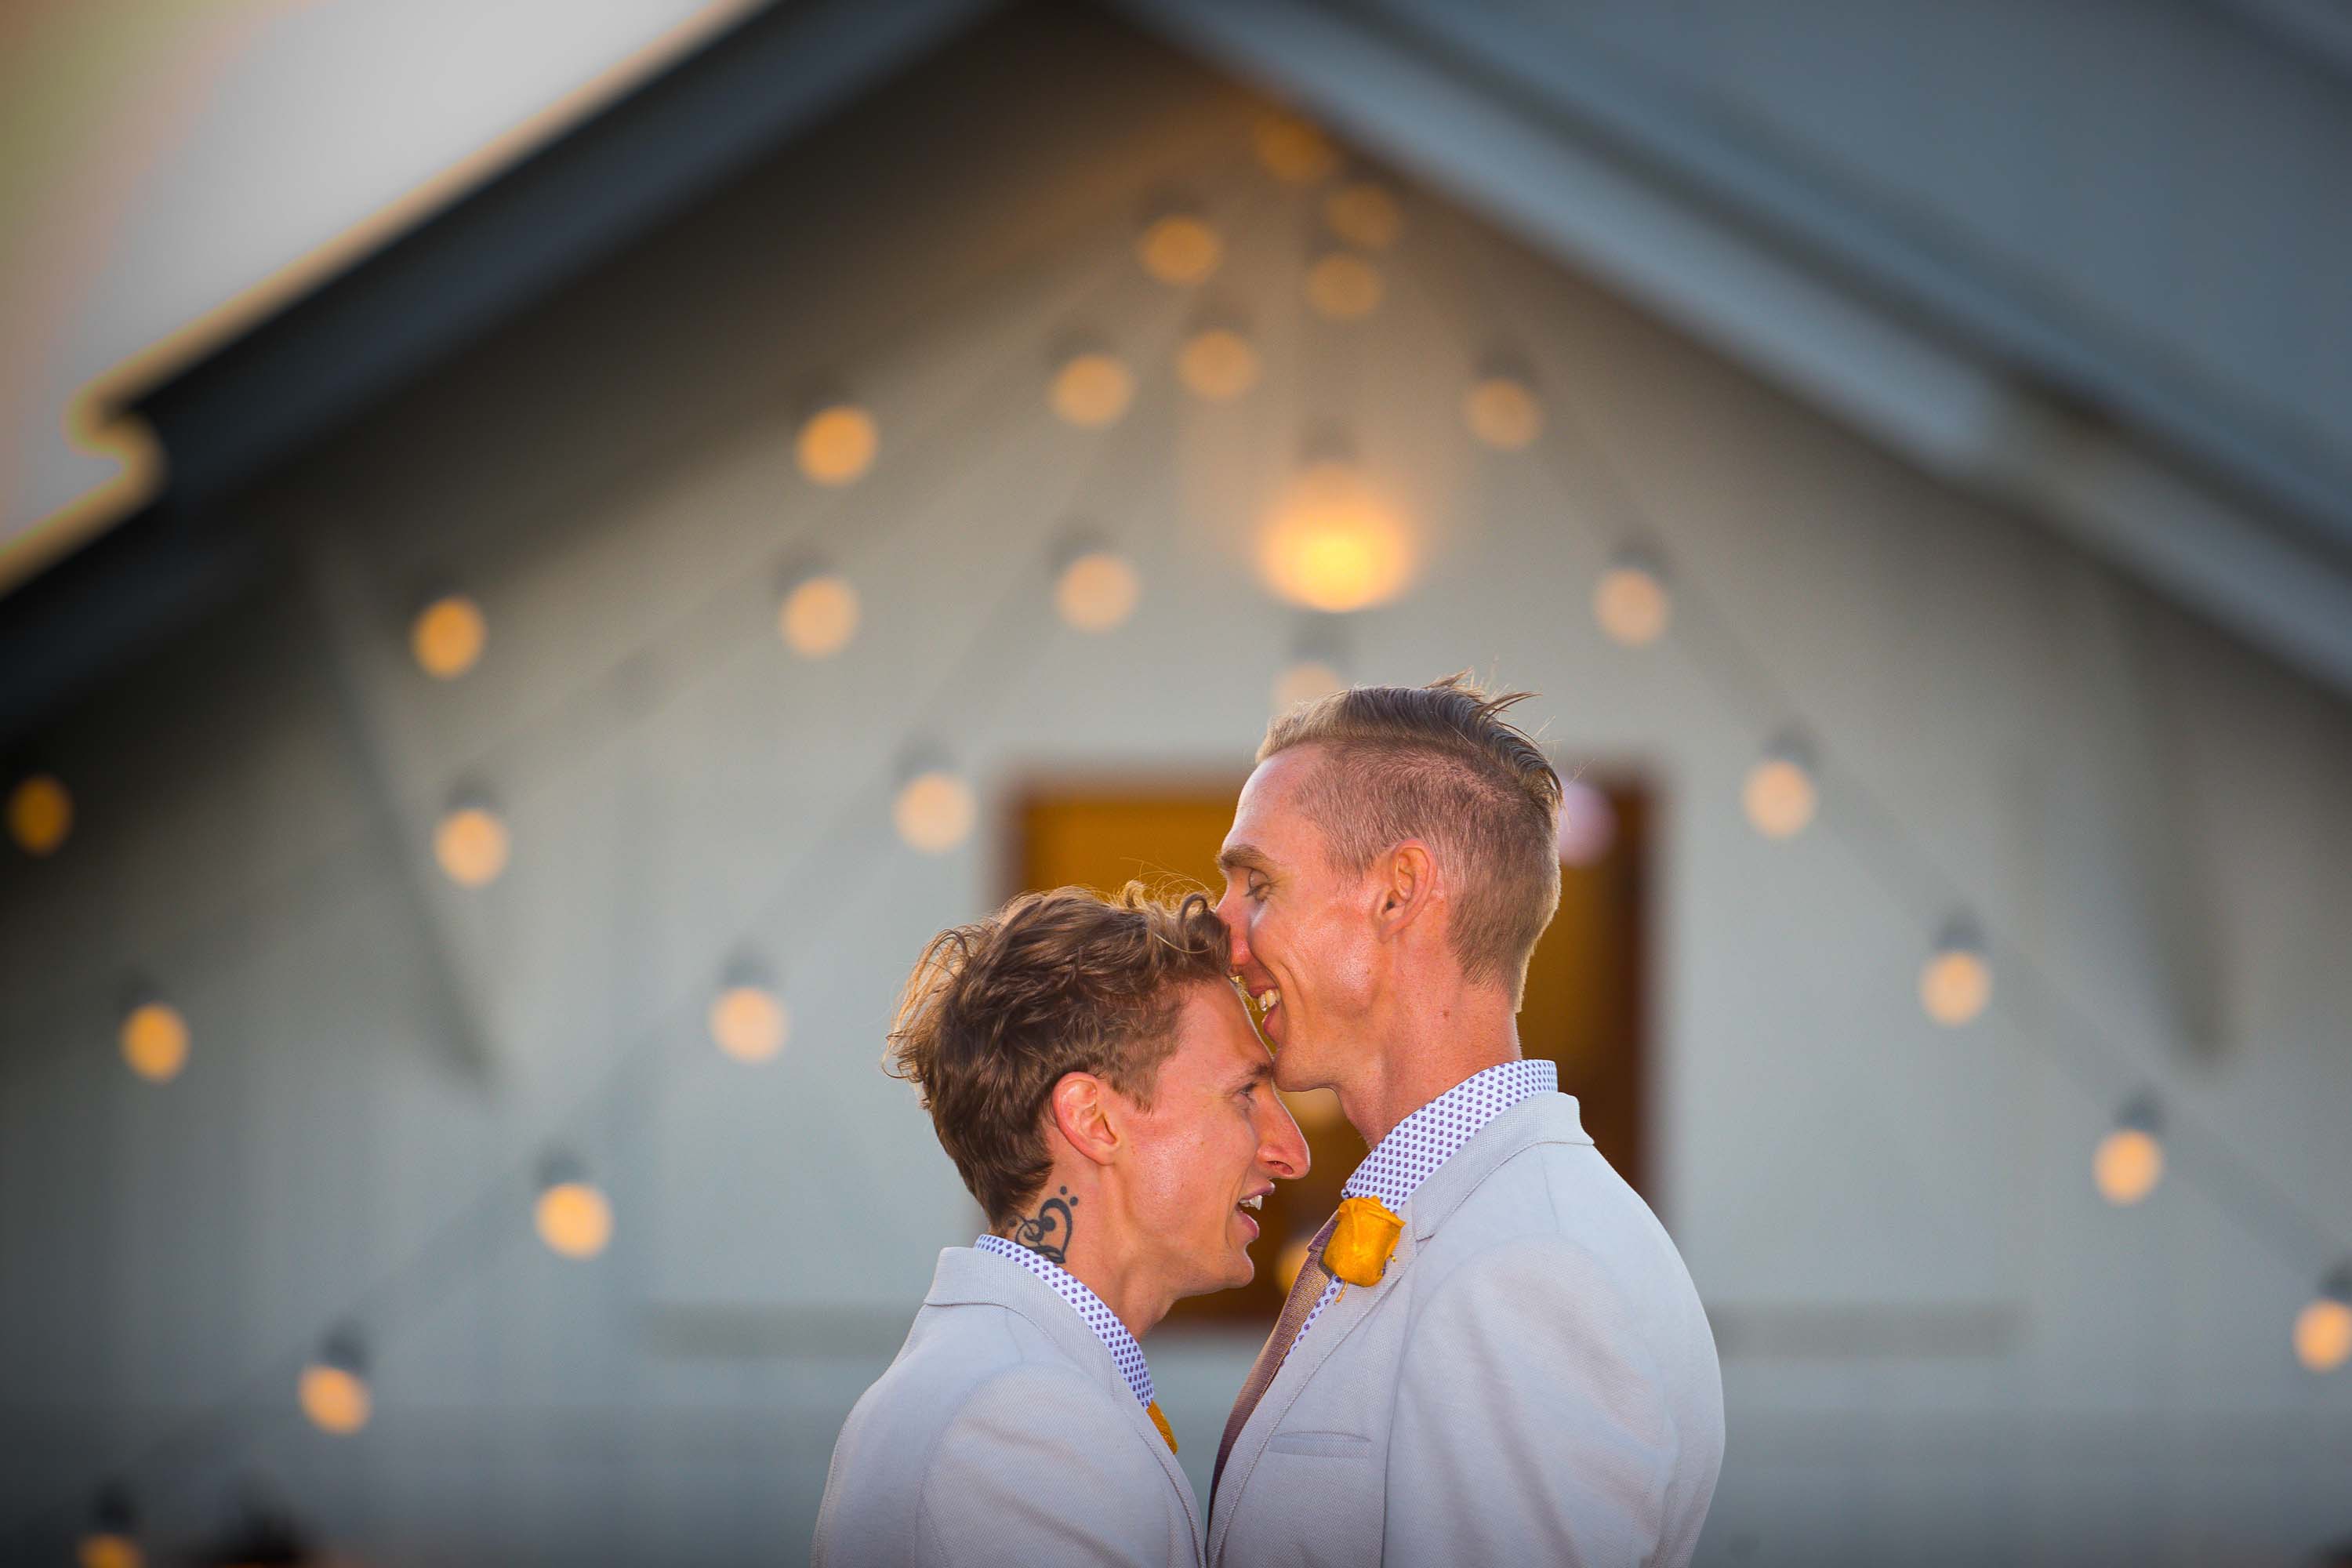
[1261,671,1563,1004]
[885,882,1235,1229]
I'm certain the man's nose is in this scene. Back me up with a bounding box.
[1260,1096,1310,1181]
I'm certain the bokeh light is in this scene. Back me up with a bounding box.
[779,570,860,659]
[2093,1126,2164,1206]
[709,982,789,1064]
[1254,113,1338,185]
[7,773,72,857]
[435,800,510,887]
[1919,920,1992,1026]
[1463,372,1544,451]
[119,1000,189,1083]
[1304,252,1383,320]
[1137,211,1222,285]
[535,1178,614,1260]
[895,769,976,853]
[410,592,485,679]
[1177,325,1261,401]
[1049,350,1135,428]
[795,402,877,486]
[77,1534,140,1568]
[299,1359,371,1436]
[1055,548,1140,632]
[2295,1290,2352,1374]
[1556,778,1618,866]
[1743,739,1818,840]
[1258,459,1414,612]
[1593,554,1670,647]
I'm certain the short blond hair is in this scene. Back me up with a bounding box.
[884,883,1232,1228]
[1260,673,1562,1002]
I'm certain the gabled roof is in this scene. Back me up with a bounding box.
[9,0,2352,742]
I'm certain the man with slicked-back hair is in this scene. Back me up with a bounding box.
[1208,673,1722,1566]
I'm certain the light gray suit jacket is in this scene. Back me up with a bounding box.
[812,1246,1204,1568]
[1210,1093,1723,1567]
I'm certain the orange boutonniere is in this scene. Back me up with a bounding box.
[1321,1196,1405,1287]
[1146,1399,1178,1454]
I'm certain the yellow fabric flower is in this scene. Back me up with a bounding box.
[1147,1399,1178,1454]
[1321,1196,1404,1287]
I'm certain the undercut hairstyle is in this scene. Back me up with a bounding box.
[885,883,1235,1229]
[1260,672,1563,1004]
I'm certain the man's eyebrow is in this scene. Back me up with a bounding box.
[1217,842,1269,875]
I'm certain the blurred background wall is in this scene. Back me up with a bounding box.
[2,2,2349,1563]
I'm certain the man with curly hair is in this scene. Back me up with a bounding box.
[815,884,1308,1568]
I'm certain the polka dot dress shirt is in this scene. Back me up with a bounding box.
[975,1232,1155,1406]
[1294,1057,1559,1347]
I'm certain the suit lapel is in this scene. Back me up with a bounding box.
[1209,1225,1422,1562]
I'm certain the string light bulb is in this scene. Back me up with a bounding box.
[2296,1268,2352,1374]
[709,960,789,1064]
[409,589,485,679]
[1048,343,1135,428]
[2092,1096,2164,1206]
[1463,358,1544,452]
[1323,178,1403,251]
[1054,535,1141,633]
[434,791,510,887]
[78,1485,140,1568]
[1743,731,1818,840]
[118,986,190,1083]
[535,1156,613,1260]
[1258,438,1414,613]
[1177,318,1261,402]
[1254,112,1338,185]
[299,1330,372,1436]
[777,562,860,659]
[795,398,878,487]
[895,759,976,854]
[1304,250,1383,321]
[1592,546,1670,647]
[1918,915,1993,1027]
[1137,199,1222,285]
[7,771,72,856]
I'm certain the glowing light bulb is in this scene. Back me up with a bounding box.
[779,571,859,658]
[434,800,510,887]
[2093,1126,2164,1207]
[299,1339,371,1436]
[7,773,72,856]
[119,999,189,1083]
[78,1534,140,1568]
[2296,1286,2352,1374]
[1254,113,1338,184]
[1919,918,1991,1026]
[1138,212,1222,285]
[796,403,877,486]
[1743,735,1817,840]
[1055,550,1141,632]
[1463,372,1544,452]
[535,1178,613,1259]
[1304,252,1383,320]
[1050,350,1134,428]
[410,592,485,679]
[710,981,789,1064]
[1593,552,1669,647]
[1258,459,1414,612]
[895,769,976,853]
[1178,326,1261,401]
[1323,180,1402,251]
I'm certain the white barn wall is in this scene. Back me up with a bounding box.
[2,9,2347,1563]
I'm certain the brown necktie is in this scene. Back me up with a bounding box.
[1215,1210,1340,1494]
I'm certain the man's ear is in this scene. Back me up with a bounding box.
[1047,1072,1122,1167]
[1374,840,1437,937]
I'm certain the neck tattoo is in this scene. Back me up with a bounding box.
[1009,1185,1078,1265]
